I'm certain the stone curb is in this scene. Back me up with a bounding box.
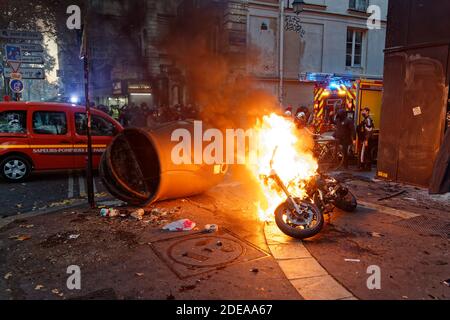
[263,221,357,300]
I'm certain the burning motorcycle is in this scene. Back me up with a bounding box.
[304,173,357,214]
[263,147,324,239]
[263,148,357,239]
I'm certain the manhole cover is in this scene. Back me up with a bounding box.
[150,229,269,279]
[169,236,244,268]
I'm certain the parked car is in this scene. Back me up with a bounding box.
[0,102,123,182]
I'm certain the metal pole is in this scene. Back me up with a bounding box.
[82,16,95,208]
[2,76,7,97]
[5,77,9,98]
[279,0,285,107]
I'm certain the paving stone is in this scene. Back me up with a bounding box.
[269,243,311,260]
[278,258,328,280]
[291,275,354,300]
[264,223,297,245]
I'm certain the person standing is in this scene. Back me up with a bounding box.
[334,110,355,169]
[284,106,293,118]
[357,107,375,171]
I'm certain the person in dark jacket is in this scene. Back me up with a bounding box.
[334,109,355,169]
[357,107,375,171]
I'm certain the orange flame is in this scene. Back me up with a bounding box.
[247,113,318,221]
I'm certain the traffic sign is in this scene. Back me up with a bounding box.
[18,43,44,53]
[11,72,22,80]
[10,79,24,93]
[4,67,44,79]
[5,44,22,72]
[7,61,21,73]
[0,30,43,41]
[5,44,21,61]
[20,55,44,64]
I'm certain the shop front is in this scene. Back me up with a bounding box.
[112,80,153,108]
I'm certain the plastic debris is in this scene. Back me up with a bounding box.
[19,224,34,229]
[68,234,80,240]
[250,268,259,274]
[9,235,31,241]
[130,209,145,220]
[4,272,12,280]
[344,259,361,263]
[169,207,182,214]
[378,190,406,201]
[35,285,45,290]
[52,288,64,297]
[100,208,120,218]
[368,232,384,238]
[204,224,219,233]
[443,279,450,287]
[163,219,196,232]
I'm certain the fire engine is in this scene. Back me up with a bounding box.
[308,75,383,163]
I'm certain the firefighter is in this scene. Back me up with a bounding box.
[284,106,293,118]
[295,111,307,130]
[357,107,374,171]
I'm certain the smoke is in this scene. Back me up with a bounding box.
[162,5,279,130]
[162,4,316,187]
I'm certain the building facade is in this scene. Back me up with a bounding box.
[56,0,388,110]
[56,0,181,108]
[247,0,388,108]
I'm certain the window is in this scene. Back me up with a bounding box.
[346,29,364,67]
[0,111,27,134]
[349,0,368,11]
[33,112,67,135]
[75,113,115,136]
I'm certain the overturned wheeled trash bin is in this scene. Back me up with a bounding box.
[100,121,228,206]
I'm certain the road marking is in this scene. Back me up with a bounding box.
[78,175,86,197]
[68,173,74,199]
[264,221,357,300]
[358,200,421,220]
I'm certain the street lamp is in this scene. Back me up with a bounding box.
[292,0,306,15]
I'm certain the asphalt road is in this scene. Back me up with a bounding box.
[0,168,300,300]
[0,171,107,218]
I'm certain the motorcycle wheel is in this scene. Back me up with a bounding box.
[275,200,324,239]
[334,190,357,212]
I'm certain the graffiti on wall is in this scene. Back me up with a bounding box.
[285,16,306,38]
